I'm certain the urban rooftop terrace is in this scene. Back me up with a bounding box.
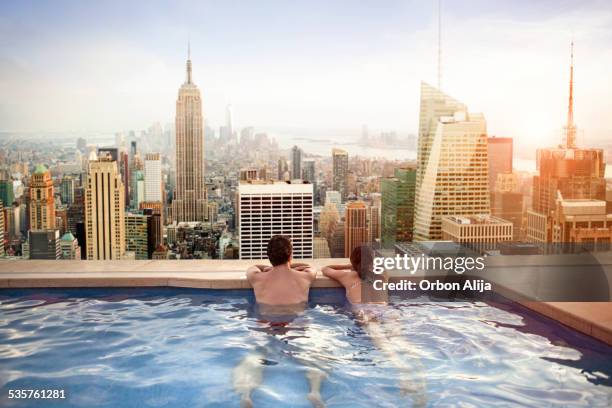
[0,257,611,346]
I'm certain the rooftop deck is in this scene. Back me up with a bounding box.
[0,258,611,346]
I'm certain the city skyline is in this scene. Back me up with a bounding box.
[1,1,612,151]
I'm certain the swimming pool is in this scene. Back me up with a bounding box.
[0,288,611,407]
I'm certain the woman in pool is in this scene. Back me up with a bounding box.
[322,245,427,407]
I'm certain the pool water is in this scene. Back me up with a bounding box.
[0,288,611,407]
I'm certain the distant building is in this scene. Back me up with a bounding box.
[60,176,76,205]
[238,180,313,260]
[487,137,513,190]
[144,153,162,202]
[0,180,14,207]
[381,167,416,246]
[313,237,331,258]
[414,84,490,241]
[125,213,149,260]
[332,148,349,202]
[28,229,61,260]
[85,157,126,260]
[550,196,612,249]
[60,232,81,260]
[345,201,369,257]
[291,146,303,180]
[152,244,170,260]
[441,215,513,253]
[172,51,208,223]
[0,200,4,255]
[29,164,56,230]
[277,158,289,181]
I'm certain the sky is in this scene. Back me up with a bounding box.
[0,0,611,150]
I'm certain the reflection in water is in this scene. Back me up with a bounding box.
[0,288,610,407]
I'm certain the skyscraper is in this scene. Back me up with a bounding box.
[144,153,162,202]
[291,145,302,179]
[0,179,14,207]
[381,167,416,246]
[172,46,207,223]
[60,176,75,205]
[345,201,369,257]
[414,85,490,241]
[85,156,126,260]
[332,148,349,202]
[487,136,513,190]
[527,42,606,243]
[238,180,313,260]
[0,200,4,255]
[29,165,56,231]
[277,158,289,181]
[125,213,149,260]
[302,159,315,183]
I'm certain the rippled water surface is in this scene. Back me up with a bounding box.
[0,288,611,407]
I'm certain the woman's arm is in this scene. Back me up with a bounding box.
[322,265,352,282]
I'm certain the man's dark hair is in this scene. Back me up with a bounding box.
[267,235,292,266]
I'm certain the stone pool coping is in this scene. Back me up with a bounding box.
[0,259,611,346]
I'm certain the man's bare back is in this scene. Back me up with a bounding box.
[247,262,316,306]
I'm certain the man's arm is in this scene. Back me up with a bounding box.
[322,265,352,282]
[246,264,270,283]
[292,263,317,281]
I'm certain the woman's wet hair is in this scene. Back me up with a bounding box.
[350,245,375,282]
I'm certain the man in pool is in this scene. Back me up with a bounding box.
[233,235,326,408]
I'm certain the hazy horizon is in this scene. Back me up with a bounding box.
[1,0,611,152]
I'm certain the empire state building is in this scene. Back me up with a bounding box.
[172,47,207,222]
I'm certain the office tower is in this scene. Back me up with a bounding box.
[0,180,14,206]
[527,43,606,243]
[120,151,130,203]
[240,169,259,181]
[381,167,416,246]
[291,145,302,179]
[414,85,490,241]
[302,159,315,183]
[550,195,612,248]
[131,170,145,209]
[172,48,208,223]
[416,82,467,189]
[144,153,162,202]
[60,232,81,260]
[314,237,331,258]
[125,213,149,260]
[55,205,68,235]
[28,229,61,259]
[332,148,349,201]
[238,180,313,260]
[491,173,524,240]
[367,205,381,243]
[344,201,369,257]
[85,157,126,260]
[441,215,513,254]
[29,164,56,230]
[0,200,4,255]
[277,158,289,181]
[487,136,513,190]
[60,176,75,205]
[140,205,162,257]
[68,186,84,235]
[330,221,345,258]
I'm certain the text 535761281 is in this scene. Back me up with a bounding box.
[8,389,66,399]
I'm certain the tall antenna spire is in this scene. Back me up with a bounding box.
[437,0,442,89]
[186,39,192,84]
[566,40,576,148]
